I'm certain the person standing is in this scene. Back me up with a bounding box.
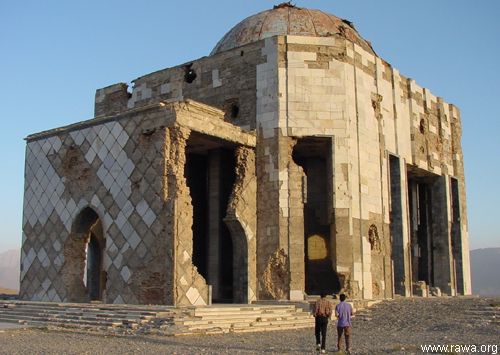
[335,293,353,353]
[313,292,332,353]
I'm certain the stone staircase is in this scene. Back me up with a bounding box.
[0,301,313,335]
[0,300,178,331]
[171,304,313,335]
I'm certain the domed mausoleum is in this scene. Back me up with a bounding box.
[21,3,470,305]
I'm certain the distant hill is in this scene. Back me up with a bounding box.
[0,249,20,291]
[471,247,500,296]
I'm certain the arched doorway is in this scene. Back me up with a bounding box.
[64,207,105,302]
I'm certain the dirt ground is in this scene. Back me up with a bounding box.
[0,297,498,354]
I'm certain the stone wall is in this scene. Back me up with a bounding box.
[21,100,256,305]
[22,105,173,304]
[272,34,469,298]
[95,42,267,131]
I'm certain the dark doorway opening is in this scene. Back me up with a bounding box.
[389,155,405,295]
[293,137,340,295]
[407,167,442,289]
[186,153,209,280]
[408,168,454,294]
[66,207,105,302]
[86,233,103,301]
[408,177,433,285]
[450,177,464,294]
[186,133,238,303]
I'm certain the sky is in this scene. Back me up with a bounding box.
[0,0,499,252]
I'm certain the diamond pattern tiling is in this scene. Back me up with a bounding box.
[103,212,113,230]
[41,278,50,291]
[136,199,148,218]
[113,253,123,269]
[70,130,84,146]
[37,247,47,264]
[97,141,108,161]
[84,146,97,164]
[115,211,127,230]
[114,190,127,207]
[120,221,133,239]
[21,115,176,303]
[143,208,156,227]
[127,231,141,250]
[113,295,124,304]
[97,123,110,142]
[120,266,131,283]
[90,195,102,209]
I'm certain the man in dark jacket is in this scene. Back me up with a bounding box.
[314,292,332,353]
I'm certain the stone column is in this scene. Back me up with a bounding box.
[287,144,305,301]
[431,175,453,295]
[450,105,471,295]
[389,155,412,296]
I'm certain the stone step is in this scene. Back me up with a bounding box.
[0,301,175,314]
[180,314,312,326]
[190,311,307,321]
[0,317,60,327]
[0,313,127,328]
[0,314,145,325]
[194,308,302,315]
[193,305,295,313]
[246,319,314,328]
[183,319,314,334]
[0,301,327,335]
[0,311,152,326]
[0,307,154,319]
[232,323,313,333]
[192,309,277,317]
[2,305,160,318]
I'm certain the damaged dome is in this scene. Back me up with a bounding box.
[211,3,375,55]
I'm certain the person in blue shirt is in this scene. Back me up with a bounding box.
[335,293,353,353]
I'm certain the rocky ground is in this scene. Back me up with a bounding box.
[0,296,498,354]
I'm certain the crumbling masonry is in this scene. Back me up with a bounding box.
[21,4,471,305]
